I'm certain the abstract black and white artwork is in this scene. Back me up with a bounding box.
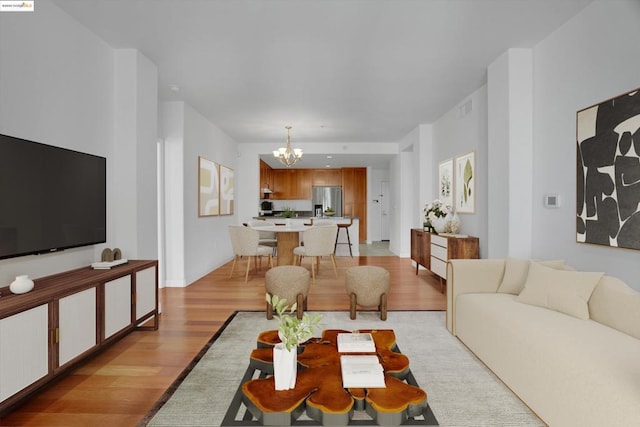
[576,88,640,250]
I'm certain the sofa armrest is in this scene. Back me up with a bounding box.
[446,259,505,334]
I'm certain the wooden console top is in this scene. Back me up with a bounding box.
[0,260,157,318]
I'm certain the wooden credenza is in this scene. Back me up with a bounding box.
[411,229,479,280]
[0,260,158,415]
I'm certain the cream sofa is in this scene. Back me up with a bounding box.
[446,258,640,427]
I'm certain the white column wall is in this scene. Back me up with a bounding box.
[113,49,159,261]
[159,102,186,287]
[487,49,533,259]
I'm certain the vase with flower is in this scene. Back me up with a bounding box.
[423,199,451,234]
[265,294,323,390]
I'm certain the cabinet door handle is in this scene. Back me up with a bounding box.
[50,328,60,345]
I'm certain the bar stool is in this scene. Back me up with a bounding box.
[334,217,353,257]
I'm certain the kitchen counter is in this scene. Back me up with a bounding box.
[254,216,358,220]
[250,217,359,256]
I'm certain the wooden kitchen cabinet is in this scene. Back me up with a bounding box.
[272,169,294,199]
[312,169,342,186]
[272,169,303,199]
[342,168,367,242]
[272,169,313,200]
[259,160,273,194]
[297,169,312,199]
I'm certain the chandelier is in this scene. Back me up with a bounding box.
[273,125,303,167]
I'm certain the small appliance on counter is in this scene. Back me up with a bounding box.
[260,200,273,216]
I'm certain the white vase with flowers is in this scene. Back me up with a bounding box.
[266,294,323,390]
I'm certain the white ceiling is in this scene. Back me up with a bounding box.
[52,0,593,168]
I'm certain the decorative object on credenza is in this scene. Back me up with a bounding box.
[455,151,475,213]
[101,248,123,261]
[265,294,323,390]
[10,275,34,294]
[438,158,454,209]
[101,248,113,262]
[423,199,450,233]
[198,156,220,217]
[444,212,461,234]
[273,125,303,167]
[577,87,640,250]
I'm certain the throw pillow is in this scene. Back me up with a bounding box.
[516,262,603,320]
[497,257,565,294]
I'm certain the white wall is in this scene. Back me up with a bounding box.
[487,49,533,259]
[183,103,237,284]
[432,87,489,257]
[392,128,421,257]
[532,0,640,288]
[0,2,158,286]
[0,1,113,284]
[159,101,238,286]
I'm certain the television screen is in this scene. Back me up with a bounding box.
[0,133,106,260]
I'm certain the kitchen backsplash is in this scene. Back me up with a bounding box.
[272,200,313,212]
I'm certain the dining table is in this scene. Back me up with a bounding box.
[251,223,311,265]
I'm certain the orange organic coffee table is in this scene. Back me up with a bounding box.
[221,329,438,426]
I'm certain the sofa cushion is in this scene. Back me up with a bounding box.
[497,257,565,294]
[589,275,640,340]
[516,262,602,319]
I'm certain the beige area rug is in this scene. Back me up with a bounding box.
[142,311,544,427]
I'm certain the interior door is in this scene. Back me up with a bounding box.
[380,180,390,240]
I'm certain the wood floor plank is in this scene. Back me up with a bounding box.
[0,255,444,426]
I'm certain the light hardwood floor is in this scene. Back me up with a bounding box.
[0,255,445,427]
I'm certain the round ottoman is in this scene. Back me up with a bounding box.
[345,266,390,320]
[265,266,311,320]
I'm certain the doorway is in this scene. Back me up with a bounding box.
[380,180,390,241]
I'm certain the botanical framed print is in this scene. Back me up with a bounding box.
[219,164,235,215]
[455,151,475,213]
[198,156,219,217]
[438,158,453,209]
[576,87,640,250]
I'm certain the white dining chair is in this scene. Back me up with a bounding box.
[247,220,277,255]
[293,224,338,281]
[228,225,274,283]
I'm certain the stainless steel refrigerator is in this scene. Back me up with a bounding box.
[312,186,343,217]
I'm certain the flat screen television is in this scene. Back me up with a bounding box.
[0,133,106,260]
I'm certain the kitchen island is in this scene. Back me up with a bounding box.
[252,217,359,257]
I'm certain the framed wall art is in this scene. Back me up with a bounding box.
[576,87,640,250]
[219,164,235,215]
[438,158,453,209]
[454,151,475,214]
[198,156,219,217]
